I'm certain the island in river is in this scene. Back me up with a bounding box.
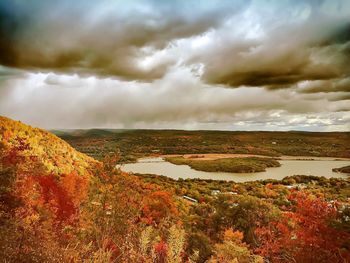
[164,156,281,173]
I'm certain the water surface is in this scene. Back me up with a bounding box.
[120,157,350,182]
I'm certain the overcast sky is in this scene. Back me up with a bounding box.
[0,0,349,131]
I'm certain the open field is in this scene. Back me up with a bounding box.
[55,129,350,162]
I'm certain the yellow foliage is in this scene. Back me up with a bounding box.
[0,115,99,177]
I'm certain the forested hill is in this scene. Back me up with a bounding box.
[0,116,185,262]
[0,116,98,176]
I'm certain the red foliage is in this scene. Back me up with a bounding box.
[141,191,178,225]
[154,240,168,263]
[1,137,30,166]
[36,174,77,224]
[255,191,350,262]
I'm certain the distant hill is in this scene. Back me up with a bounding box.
[56,128,350,161]
[0,116,98,176]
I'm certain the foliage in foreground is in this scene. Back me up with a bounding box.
[1,116,350,262]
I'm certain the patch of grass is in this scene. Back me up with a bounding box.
[164,156,281,173]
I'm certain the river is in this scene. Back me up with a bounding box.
[119,157,350,182]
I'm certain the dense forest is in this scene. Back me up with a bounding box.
[1,116,350,262]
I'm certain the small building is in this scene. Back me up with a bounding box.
[211,190,221,195]
[183,195,198,203]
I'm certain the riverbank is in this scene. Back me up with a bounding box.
[161,153,350,161]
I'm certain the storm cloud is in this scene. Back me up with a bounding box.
[0,0,349,130]
[0,0,248,80]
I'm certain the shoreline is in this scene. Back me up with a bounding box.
[157,153,350,161]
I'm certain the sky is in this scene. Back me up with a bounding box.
[0,0,349,131]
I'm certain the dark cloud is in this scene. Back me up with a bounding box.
[201,23,350,89]
[298,78,350,94]
[0,0,349,131]
[0,0,248,80]
[0,1,21,66]
[1,0,349,88]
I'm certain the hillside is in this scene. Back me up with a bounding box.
[0,116,98,176]
[0,116,185,262]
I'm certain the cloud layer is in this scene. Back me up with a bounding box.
[0,0,349,130]
[1,69,349,131]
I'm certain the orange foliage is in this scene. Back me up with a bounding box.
[223,228,244,243]
[61,171,89,207]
